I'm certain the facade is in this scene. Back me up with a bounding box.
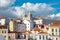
[38,31,48,40]
[0,17,6,25]
[22,11,32,20]
[22,12,34,31]
[26,26,49,40]
[14,18,26,32]
[48,22,60,40]
[34,16,52,24]
[14,32,26,40]
[17,23,26,32]
[34,16,43,24]
[8,32,15,40]
[23,20,34,31]
[0,15,60,40]
[9,19,14,32]
[0,25,8,40]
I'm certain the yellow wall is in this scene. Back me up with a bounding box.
[9,20,14,31]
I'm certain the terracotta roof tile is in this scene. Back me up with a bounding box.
[38,31,48,34]
[50,22,60,27]
[15,18,21,20]
[34,27,41,31]
[25,30,32,34]
[0,25,7,29]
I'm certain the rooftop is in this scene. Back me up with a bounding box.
[0,25,7,29]
[50,21,60,27]
[0,16,7,19]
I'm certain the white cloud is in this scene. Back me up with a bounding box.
[22,3,54,12]
[49,13,60,17]
[0,0,15,7]
[1,2,60,20]
[9,2,54,18]
[49,13,60,20]
[49,14,55,18]
[13,7,26,17]
[56,13,60,17]
[18,2,54,17]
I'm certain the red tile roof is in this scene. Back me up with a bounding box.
[50,22,60,27]
[0,25,7,29]
[33,27,41,31]
[38,31,48,34]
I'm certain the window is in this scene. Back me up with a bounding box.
[52,33,54,35]
[9,36,10,39]
[46,36,47,39]
[2,31,3,33]
[41,25,44,28]
[18,34,25,39]
[39,35,41,39]
[56,29,57,32]
[4,36,6,38]
[18,35,20,38]
[56,38,58,40]
[28,24,29,25]
[5,31,6,33]
[52,29,54,32]
[43,35,44,39]
[59,28,60,32]
[2,30,6,33]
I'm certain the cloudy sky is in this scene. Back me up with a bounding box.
[0,0,60,20]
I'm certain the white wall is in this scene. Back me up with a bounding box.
[0,19,5,25]
[34,19,43,24]
[23,20,34,31]
[38,34,48,40]
[48,27,60,40]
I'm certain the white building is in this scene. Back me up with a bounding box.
[48,22,60,40]
[34,16,43,24]
[23,20,34,31]
[37,31,48,40]
[34,16,52,24]
[0,17,6,25]
[22,11,33,20]
[27,27,49,40]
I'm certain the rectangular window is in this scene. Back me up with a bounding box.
[43,35,44,39]
[52,29,54,32]
[56,29,57,32]
[52,33,54,35]
[39,36,41,39]
[56,38,58,40]
[5,31,6,33]
[46,36,47,39]
[2,31,3,33]
[41,25,44,28]
[4,36,6,38]
[2,30,6,33]
[18,34,25,39]
[59,28,60,32]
